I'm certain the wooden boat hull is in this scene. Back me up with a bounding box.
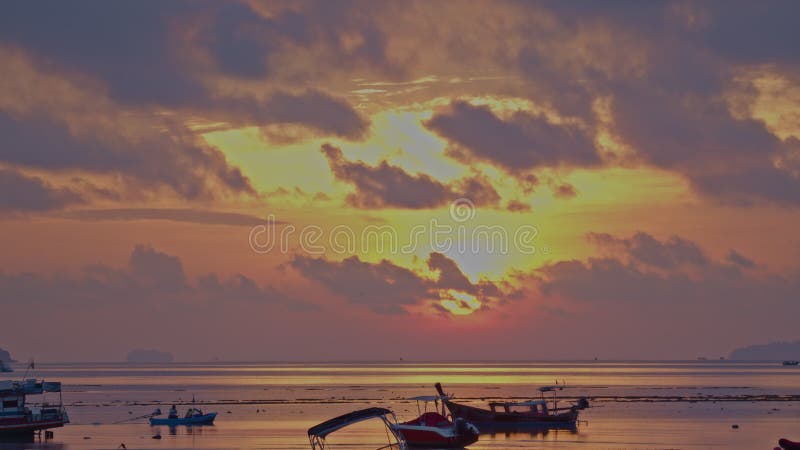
[149,413,216,426]
[443,399,577,426]
[0,417,67,436]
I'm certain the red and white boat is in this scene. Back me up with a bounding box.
[392,396,479,448]
[0,379,69,436]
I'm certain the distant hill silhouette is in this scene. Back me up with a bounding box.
[729,341,800,360]
[126,349,174,363]
[0,348,14,362]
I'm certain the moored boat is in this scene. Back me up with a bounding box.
[0,379,69,436]
[435,382,587,429]
[391,396,479,448]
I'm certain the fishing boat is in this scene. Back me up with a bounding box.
[435,383,587,429]
[391,396,479,448]
[0,379,69,436]
[309,407,407,450]
[149,405,216,426]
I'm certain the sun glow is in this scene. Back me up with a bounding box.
[439,290,482,316]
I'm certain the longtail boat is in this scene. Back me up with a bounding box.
[435,383,587,428]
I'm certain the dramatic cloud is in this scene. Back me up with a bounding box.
[587,232,708,269]
[0,111,254,199]
[291,252,502,315]
[321,144,499,209]
[0,245,310,310]
[425,101,600,172]
[0,1,371,138]
[0,168,83,212]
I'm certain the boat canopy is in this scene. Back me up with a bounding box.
[0,379,50,395]
[308,407,394,438]
[489,400,547,407]
[408,395,447,402]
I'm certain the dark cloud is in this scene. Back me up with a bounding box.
[129,245,187,293]
[0,111,254,199]
[726,250,756,269]
[0,1,371,139]
[427,252,473,293]
[0,245,307,309]
[0,168,83,211]
[425,101,600,172]
[291,252,503,315]
[535,233,793,305]
[514,2,800,206]
[227,91,368,139]
[63,208,277,227]
[588,232,708,269]
[291,255,431,314]
[688,165,800,207]
[197,273,316,311]
[321,144,500,209]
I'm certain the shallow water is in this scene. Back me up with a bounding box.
[3,361,800,449]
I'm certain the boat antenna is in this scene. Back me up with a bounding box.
[21,358,35,380]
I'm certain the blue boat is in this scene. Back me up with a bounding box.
[149,406,216,426]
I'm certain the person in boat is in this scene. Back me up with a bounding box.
[185,408,203,418]
[168,405,178,419]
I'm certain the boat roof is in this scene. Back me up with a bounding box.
[308,407,394,438]
[489,400,547,407]
[0,379,60,395]
[408,395,446,402]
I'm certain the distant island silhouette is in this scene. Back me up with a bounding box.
[0,347,15,362]
[126,349,174,363]
[729,341,800,360]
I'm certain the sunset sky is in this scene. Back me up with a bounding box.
[2,1,799,362]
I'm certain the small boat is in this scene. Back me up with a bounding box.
[779,438,800,449]
[149,406,216,426]
[435,383,587,429]
[391,396,479,448]
[782,361,799,366]
[308,407,407,450]
[0,379,69,436]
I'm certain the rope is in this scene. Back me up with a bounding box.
[112,412,158,424]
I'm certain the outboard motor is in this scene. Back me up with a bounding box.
[455,417,479,437]
[577,397,590,410]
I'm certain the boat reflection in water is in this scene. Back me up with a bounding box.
[477,421,578,439]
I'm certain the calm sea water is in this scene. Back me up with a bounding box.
[3,361,800,449]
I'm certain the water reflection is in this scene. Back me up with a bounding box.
[0,437,67,450]
[150,423,216,436]
[476,422,578,438]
